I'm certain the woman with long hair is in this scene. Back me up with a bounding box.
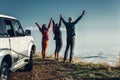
[35,18,52,59]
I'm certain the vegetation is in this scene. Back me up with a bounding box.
[10,53,120,80]
[34,53,120,80]
[59,62,120,80]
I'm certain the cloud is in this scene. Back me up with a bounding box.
[24,26,38,31]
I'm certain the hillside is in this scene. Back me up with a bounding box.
[10,54,120,80]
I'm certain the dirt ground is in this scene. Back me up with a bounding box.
[10,58,74,80]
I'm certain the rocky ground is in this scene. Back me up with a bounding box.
[10,58,74,80]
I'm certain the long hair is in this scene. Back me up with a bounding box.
[42,24,47,32]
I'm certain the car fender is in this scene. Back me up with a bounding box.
[27,40,35,57]
[0,50,12,69]
[0,54,5,69]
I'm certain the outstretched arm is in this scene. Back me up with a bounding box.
[35,22,42,32]
[60,14,67,25]
[52,20,55,34]
[73,10,85,24]
[58,17,62,27]
[47,18,52,30]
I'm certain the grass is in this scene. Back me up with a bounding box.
[61,62,120,79]
[34,53,120,79]
[118,53,120,66]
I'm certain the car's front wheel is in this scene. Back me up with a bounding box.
[24,49,33,71]
[0,62,10,80]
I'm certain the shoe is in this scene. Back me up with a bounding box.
[42,57,45,60]
[62,60,66,63]
[69,60,72,63]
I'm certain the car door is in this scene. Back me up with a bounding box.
[4,19,29,70]
[4,19,19,63]
[11,19,34,70]
[11,20,29,59]
[0,18,10,54]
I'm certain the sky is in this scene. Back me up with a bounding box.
[0,0,120,54]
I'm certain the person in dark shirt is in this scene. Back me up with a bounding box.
[35,18,52,59]
[60,10,85,63]
[52,17,62,60]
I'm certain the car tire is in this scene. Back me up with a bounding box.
[0,62,10,80]
[24,49,33,71]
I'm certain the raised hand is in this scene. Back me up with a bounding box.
[35,22,38,25]
[35,22,39,27]
[82,10,85,16]
[50,18,53,21]
[60,14,62,18]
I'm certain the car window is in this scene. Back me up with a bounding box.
[0,21,2,32]
[12,20,24,37]
[5,20,15,37]
[0,21,3,38]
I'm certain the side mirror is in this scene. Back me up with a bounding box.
[25,30,31,36]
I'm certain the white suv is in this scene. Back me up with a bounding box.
[0,14,36,80]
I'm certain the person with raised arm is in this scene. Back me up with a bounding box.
[60,10,85,63]
[35,18,52,59]
[52,17,62,60]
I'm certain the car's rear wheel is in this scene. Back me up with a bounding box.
[0,62,10,80]
[24,49,33,71]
